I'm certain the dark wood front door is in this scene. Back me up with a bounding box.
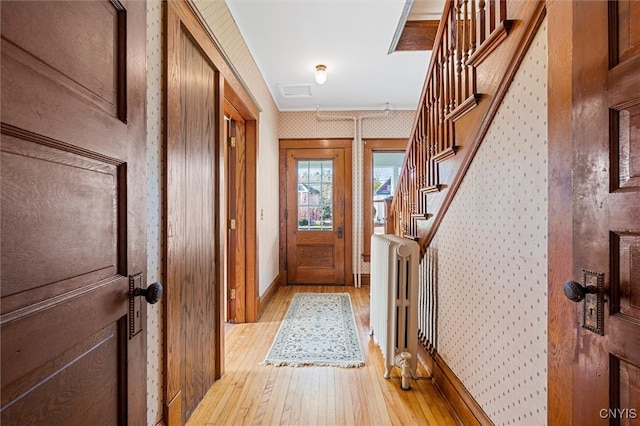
[286,149,346,285]
[568,1,640,423]
[1,1,147,424]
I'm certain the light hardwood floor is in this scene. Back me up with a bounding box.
[187,285,461,425]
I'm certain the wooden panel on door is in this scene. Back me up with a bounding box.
[165,2,223,422]
[568,1,640,423]
[286,149,345,285]
[1,0,147,424]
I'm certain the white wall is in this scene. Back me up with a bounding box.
[429,19,548,425]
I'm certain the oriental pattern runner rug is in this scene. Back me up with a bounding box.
[261,292,365,368]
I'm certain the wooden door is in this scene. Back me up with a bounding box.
[567,1,640,423]
[1,1,147,424]
[226,117,246,323]
[286,149,346,285]
[165,2,222,423]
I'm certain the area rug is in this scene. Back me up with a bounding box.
[261,292,365,368]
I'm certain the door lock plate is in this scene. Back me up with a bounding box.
[582,269,604,335]
[129,273,143,339]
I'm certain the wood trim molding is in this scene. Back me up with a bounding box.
[395,20,440,51]
[244,120,259,322]
[362,139,408,258]
[359,274,370,286]
[418,346,492,426]
[467,20,516,67]
[432,145,458,163]
[547,0,575,424]
[258,274,280,316]
[445,94,482,122]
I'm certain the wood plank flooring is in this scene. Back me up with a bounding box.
[186,285,461,425]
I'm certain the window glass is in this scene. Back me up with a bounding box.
[297,160,333,230]
[372,152,404,234]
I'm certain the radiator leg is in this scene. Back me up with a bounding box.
[395,352,413,390]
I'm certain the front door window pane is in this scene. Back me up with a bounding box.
[298,160,333,231]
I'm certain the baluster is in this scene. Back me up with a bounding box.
[439,51,445,155]
[419,110,425,213]
[488,0,496,33]
[455,0,463,108]
[441,35,448,154]
[417,113,422,194]
[498,0,507,23]
[430,73,436,183]
[469,0,476,57]
[477,0,486,45]
[447,12,455,117]
[448,11,456,148]
[462,0,470,99]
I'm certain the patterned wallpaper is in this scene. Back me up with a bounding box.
[429,19,548,425]
[146,1,163,424]
[279,110,415,139]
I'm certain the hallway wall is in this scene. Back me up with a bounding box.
[428,19,548,425]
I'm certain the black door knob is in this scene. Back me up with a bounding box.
[135,282,163,304]
[563,280,596,302]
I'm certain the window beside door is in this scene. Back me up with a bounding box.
[362,139,408,261]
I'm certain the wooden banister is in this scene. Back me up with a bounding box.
[391,0,544,257]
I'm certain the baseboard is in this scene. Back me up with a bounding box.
[418,345,493,426]
[360,274,370,286]
[258,274,280,316]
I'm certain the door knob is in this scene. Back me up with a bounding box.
[563,280,596,302]
[337,226,343,238]
[135,282,163,304]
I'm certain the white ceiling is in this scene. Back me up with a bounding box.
[225,0,445,112]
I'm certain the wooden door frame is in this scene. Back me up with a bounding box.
[223,88,259,324]
[165,1,259,424]
[279,139,353,287]
[547,1,575,424]
[224,102,257,324]
[362,138,408,262]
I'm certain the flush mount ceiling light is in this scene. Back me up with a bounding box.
[314,64,327,85]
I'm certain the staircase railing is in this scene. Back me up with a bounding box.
[392,0,513,244]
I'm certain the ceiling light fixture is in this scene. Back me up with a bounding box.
[314,64,328,85]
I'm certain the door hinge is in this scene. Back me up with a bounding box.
[229,288,236,300]
[228,219,236,230]
[285,209,288,219]
[228,136,236,148]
